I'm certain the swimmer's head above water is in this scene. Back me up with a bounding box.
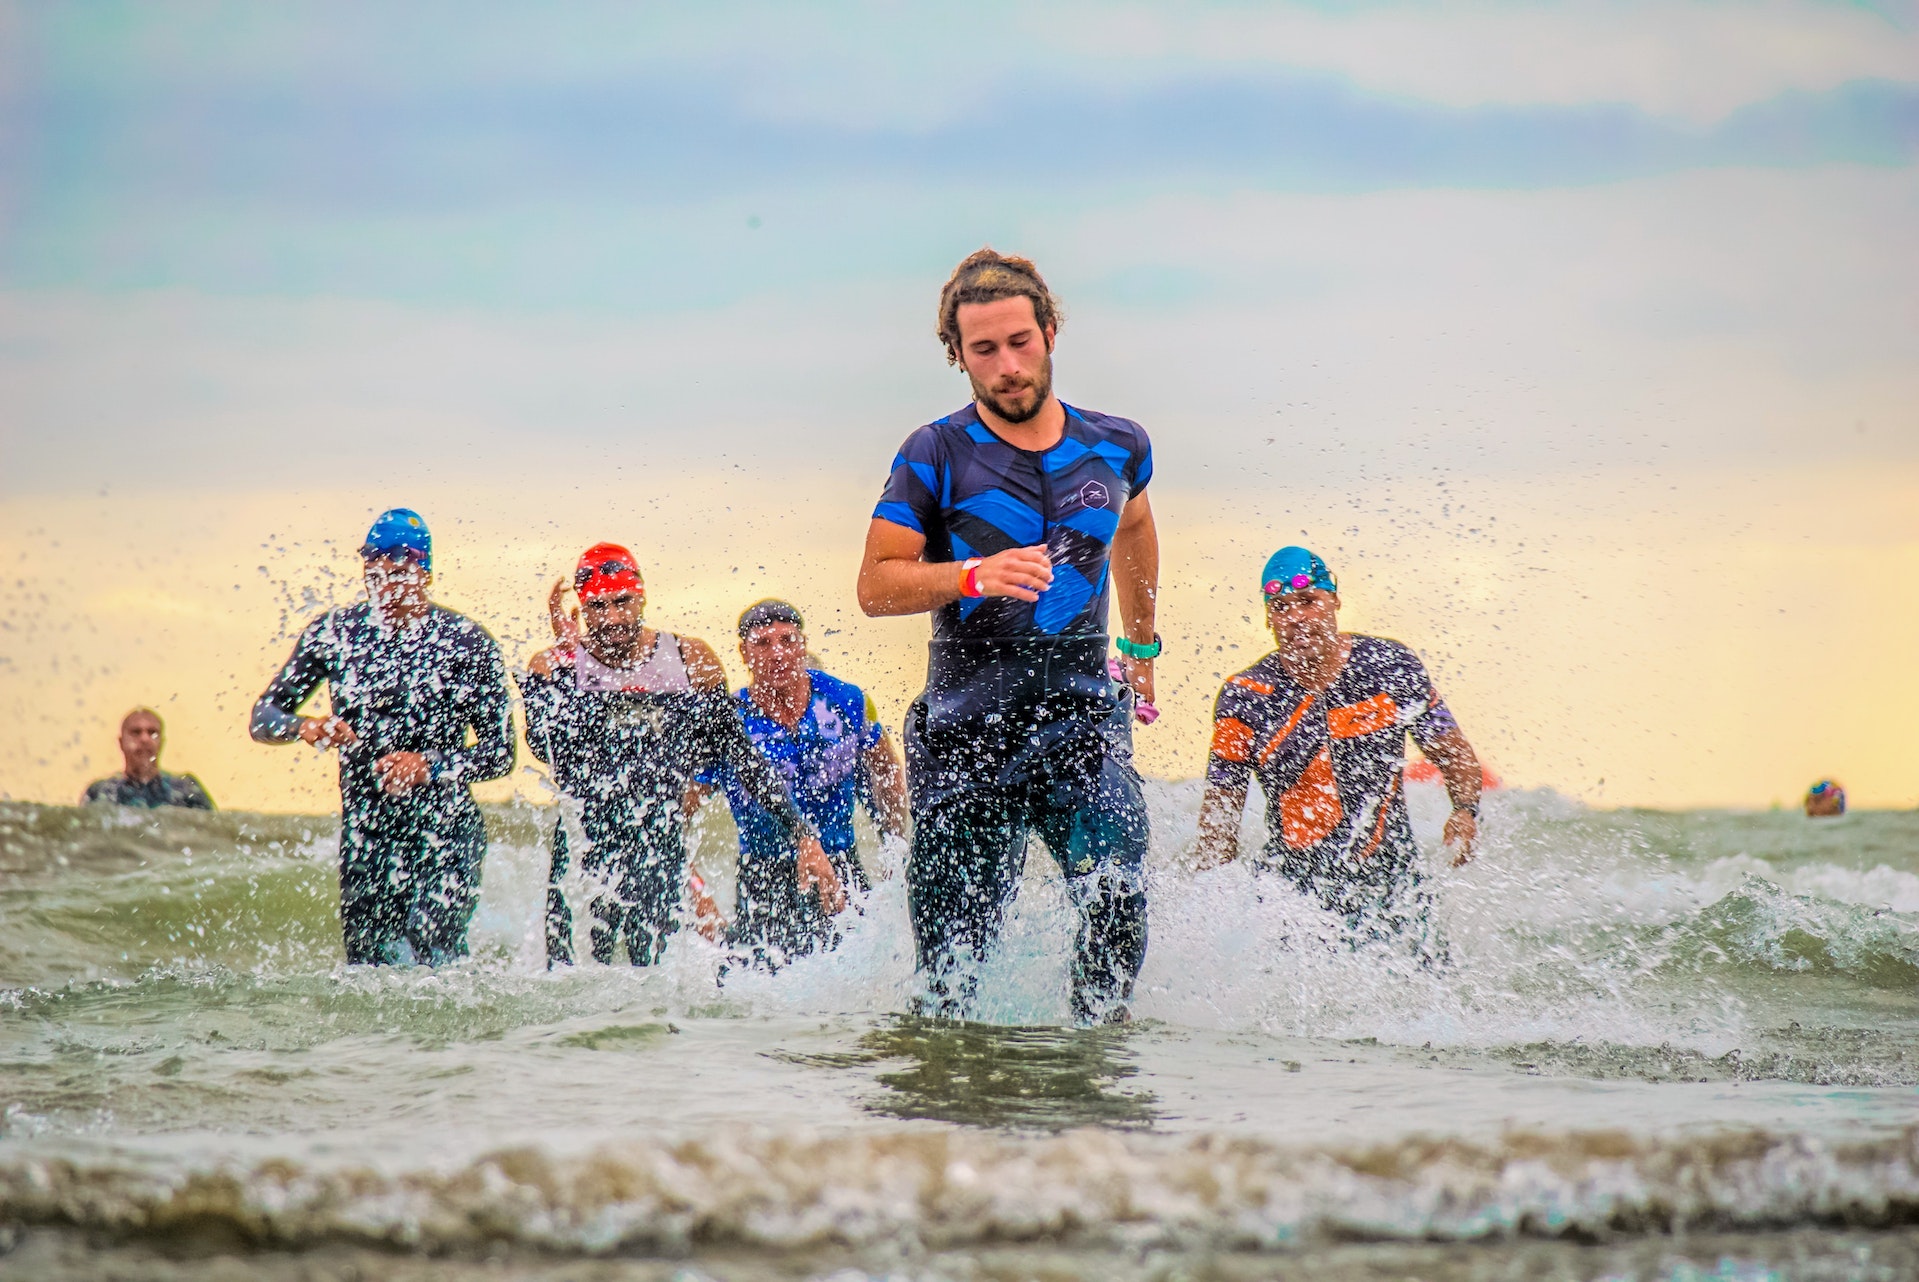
[360,508,432,621]
[1805,779,1847,818]
[938,248,1062,429]
[572,542,646,655]
[1261,546,1342,660]
[737,599,807,687]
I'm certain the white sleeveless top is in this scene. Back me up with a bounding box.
[574,631,692,694]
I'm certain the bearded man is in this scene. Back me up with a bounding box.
[856,249,1161,1024]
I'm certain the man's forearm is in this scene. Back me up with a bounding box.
[1111,507,1159,644]
[1193,784,1247,867]
[859,557,962,617]
[1427,729,1483,812]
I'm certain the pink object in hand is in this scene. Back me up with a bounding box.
[1108,657,1160,725]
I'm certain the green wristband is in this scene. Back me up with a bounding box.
[1115,633,1162,660]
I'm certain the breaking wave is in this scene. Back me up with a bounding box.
[7,1125,1919,1255]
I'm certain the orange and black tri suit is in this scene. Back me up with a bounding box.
[1207,637,1457,937]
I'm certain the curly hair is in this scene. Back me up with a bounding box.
[935,248,1063,366]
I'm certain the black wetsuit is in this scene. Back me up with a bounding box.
[519,653,810,967]
[251,602,514,966]
[873,402,1155,1023]
[81,772,215,810]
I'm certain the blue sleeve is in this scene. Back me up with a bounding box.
[1131,424,1154,495]
[872,427,943,535]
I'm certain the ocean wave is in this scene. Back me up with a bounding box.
[1663,875,1919,987]
[5,1125,1919,1255]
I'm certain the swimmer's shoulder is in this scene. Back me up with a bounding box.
[1345,635,1436,694]
[674,634,730,693]
[1219,651,1288,701]
[525,645,576,679]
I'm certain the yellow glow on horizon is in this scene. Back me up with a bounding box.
[2,461,1914,814]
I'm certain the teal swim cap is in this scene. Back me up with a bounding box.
[1261,546,1336,597]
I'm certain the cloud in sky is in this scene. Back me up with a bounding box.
[3,1,1916,309]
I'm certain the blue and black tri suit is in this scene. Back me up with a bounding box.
[251,603,514,966]
[873,401,1154,1023]
[700,670,883,967]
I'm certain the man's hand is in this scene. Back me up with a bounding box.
[688,872,724,942]
[974,546,1054,602]
[375,751,432,797]
[547,578,582,644]
[1443,809,1478,867]
[299,716,358,750]
[1120,655,1155,708]
[796,835,847,914]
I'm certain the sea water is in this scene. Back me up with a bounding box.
[2,784,1917,1279]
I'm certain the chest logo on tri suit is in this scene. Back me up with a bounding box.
[1077,480,1110,510]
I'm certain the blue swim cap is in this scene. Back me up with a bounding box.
[361,508,431,570]
[1261,546,1336,598]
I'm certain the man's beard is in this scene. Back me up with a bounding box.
[971,353,1053,424]
[589,620,642,663]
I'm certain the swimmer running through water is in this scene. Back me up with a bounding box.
[858,248,1160,1024]
[521,545,840,967]
[685,599,909,969]
[251,508,515,966]
[1193,547,1483,946]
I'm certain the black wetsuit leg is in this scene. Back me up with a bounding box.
[338,796,416,965]
[545,821,576,967]
[906,692,1150,1022]
[405,799,488,966]
[581,821,686,967]
[1030,752,1151,1024]
[906,785,1031,1017]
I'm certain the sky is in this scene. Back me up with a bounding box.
[1,0,1915,811]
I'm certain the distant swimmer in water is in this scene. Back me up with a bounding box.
[521,546,840,968]
[857,248,1160,1025]
[1804,780,1846,818]
[250,508,514,966]
[1192,547,1484,947]
[81,708,214,810]
[683,599,909,970]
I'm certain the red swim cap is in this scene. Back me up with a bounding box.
[573,542,644,600]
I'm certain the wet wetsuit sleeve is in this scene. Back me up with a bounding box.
[436,632,514,785]
[1406,684,1461,753]
[250,615,334,744]
[517,669,559,767]
[178,775,215,810]
[1206,681,1258,792]
[1386,646,1460,752]
[859,689,884,751]
[872,428,943,535]
[696,691,809,844]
